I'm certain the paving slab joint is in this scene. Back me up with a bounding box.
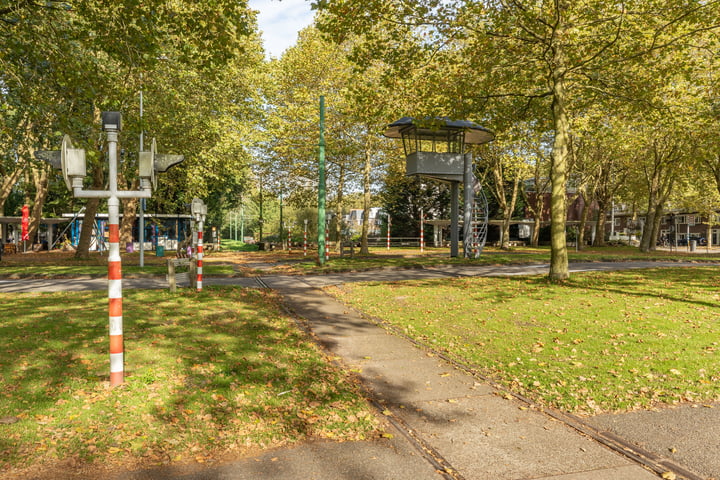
[369,399,465,480]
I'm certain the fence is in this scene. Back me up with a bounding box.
[365,237,422,247]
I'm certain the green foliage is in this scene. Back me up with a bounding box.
[1,0,266,235]
[381,161,450,237]
[315,0,720,279]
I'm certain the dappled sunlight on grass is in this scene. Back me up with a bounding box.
[0,287,378,474]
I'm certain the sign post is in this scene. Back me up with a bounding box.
[191,198,207,292]
[36,112,184,387]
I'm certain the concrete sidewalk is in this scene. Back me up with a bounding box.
[260,275,662,480]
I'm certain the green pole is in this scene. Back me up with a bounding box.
[318,96,326,265]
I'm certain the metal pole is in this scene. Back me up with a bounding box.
[463,153,473,258]
[450,182,459,257]
[139,199,145,265]
[106,130,124,387]
[303,219,308,256]
[196,219,203,291]
[139,80,145,268]
[318,96,326,265]
[287,224,292,253]
[259,179,264,243]
[325,219,330,263]
[420,209,424,253]
[387,214,391,250]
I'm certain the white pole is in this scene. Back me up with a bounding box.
[139,79,145,268]
[197,218,204,291]
[106,130,124,387]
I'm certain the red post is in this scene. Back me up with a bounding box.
[420,210,424,253]
[108,215,123,387]
[303,220,308,257]
[325,222,329,262]
[196,224,203,291]
[287,226,292,253]
[387,214,391,250]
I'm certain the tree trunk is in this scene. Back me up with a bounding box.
[532,215,541,247]
[500,174,520,249]
[26,164,50,244]
[639,201,656,252]
[577,190,590,250]
[522,191,545,247]
[638,139,678,252]
[594,199,607,246]
[120,177,140,244]
[0,167,23,214]
[334,164,345,253]
[75,160,105,259]
[549,58,570,280]
[649,204,664,249]
[360,148,372,255]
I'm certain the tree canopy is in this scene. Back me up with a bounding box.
[2,0,720,269]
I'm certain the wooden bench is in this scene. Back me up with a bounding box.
[340,241,354,258]
[166,258,197,292]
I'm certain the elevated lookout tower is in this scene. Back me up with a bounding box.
[384,117,495,257]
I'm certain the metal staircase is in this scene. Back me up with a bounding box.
[463,175,489,258]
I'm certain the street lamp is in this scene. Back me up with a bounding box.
[36,112,184,387]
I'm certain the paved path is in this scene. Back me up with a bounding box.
[3,261,717,479]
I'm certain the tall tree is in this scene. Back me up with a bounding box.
[1,0,263,256]
[316,0,720,279]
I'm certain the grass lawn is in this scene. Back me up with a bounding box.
[328,266,720,415]
[250,244,720,275]
[0,287,379,475]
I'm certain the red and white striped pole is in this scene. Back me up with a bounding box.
[420,209,424,253]
[325,220,330,262]
[303,219,308,256]
[106,127,124,387]
[196,221,203,291]
[108,199,123,387]
[287,225,292,253]
[387,214,391,250]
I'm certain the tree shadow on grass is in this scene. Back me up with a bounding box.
[0,286,376,470]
